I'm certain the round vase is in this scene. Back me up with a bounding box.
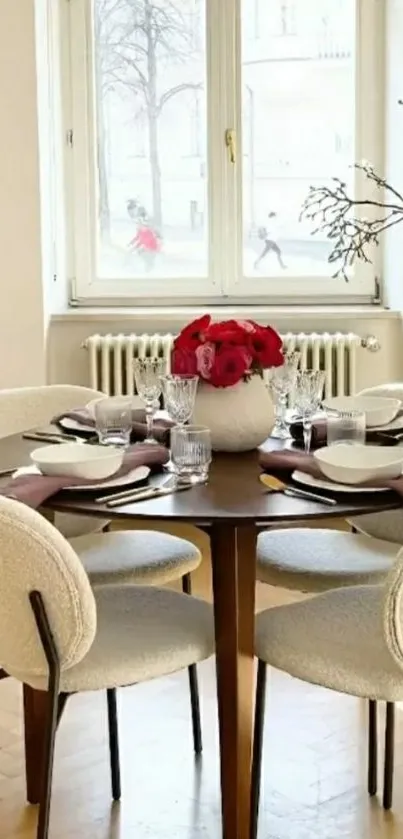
[192,375,275,452]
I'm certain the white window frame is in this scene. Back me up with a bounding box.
[64,0,385,306]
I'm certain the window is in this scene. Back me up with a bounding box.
[67,0,383,304]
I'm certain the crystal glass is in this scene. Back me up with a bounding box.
[94,396,133,447]
[269,351,300,439]
[161,375,199,426]
[170,425,212,484]
[294,370,326,453]
[133,357,167,443]
[327,409,366,446]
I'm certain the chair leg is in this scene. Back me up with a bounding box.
[368,699,377,796]
[29,592,60,839]
[383,702,395,810]
[251,660,267,839]
[182,574,202,754]
[107,688,121,801]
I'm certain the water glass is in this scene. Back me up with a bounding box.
[94,396,133,447]
[170,425,212,484]
[161,374,199,426]
[269,351,300,438]
[327,410,366,446]
[294,370,326,453]
[133,357,167,443]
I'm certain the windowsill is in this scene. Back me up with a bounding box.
[50,304,400,324]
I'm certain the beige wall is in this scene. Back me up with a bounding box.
[48,310,403,391]
[0,1,46,387]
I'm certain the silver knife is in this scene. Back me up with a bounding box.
[105,483,192,508]
[284,487,337,506]
[95,477,176,504]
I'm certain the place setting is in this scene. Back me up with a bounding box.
[259,390,403,506]
[0,355,214,510]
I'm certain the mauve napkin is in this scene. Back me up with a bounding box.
[0,443,169,509]
[54,407,174,446]
[258,448,403,496]
[289,418,327,447]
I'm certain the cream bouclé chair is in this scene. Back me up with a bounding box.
[256,383,403,800]
[0,386,205,751]
[348,384,403,542]
[251,548,403,837]
[0,497,215,839]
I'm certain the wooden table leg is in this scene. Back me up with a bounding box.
[211,523,257,839]
[23,684,49,804]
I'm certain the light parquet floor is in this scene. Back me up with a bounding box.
[0,522,402,839]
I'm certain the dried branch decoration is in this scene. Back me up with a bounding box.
[300,102,403,280]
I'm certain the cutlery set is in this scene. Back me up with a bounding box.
[259,473,337,506]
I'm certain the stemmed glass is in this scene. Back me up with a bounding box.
[269,352,300,439]
[160,374,199,472]
[133,357,167,443]
[294,370,326,453]
[160,375,199,427]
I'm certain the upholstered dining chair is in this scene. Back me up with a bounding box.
[0,496,215,839]
[0,385,205,752]
[251,547,403,838]
[348,383,403,544]
[0,384,108,539]
[256,383,403,806]
[256,527,399,801]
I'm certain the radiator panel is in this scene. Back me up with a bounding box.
[84,331,361,398]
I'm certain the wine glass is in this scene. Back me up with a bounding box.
[160,375,199,427]
[269,352,300,438]
[294,370,326,453]
[133,357,167,443]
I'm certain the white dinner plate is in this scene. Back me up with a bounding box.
[292,469,390,494]
[13,464,151,492]
[58,417,95,434]
[370,414,403,432]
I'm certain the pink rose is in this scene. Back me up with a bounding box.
[195,342,215,380]
[236,319,255,333]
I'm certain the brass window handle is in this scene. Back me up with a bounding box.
[225,128,236,163]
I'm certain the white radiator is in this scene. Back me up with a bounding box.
[83,331,379,398]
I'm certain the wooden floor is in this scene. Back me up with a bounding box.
[0,523,403,839]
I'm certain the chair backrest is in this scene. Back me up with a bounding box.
[0,385,104,439]
[0,497,96,683]
[359,383,403,403]
[383,546,403,671]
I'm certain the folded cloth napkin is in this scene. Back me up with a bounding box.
[0,443,169,510]
[289,418,327,447]
[258,448,403,497]
[54,407,174,445]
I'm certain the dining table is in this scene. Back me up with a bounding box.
[0,431,402,839]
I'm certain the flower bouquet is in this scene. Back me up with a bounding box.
[171,316,283,452]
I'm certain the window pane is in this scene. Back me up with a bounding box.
[241,0,355,277]
[93,0,207,280]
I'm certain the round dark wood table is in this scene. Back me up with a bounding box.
[0,433,401,839]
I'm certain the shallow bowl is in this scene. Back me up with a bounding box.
[323,395,401,428]
[313,444,403,485]
[31,443,123,480]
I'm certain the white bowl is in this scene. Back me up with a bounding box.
[323,395,401,428]
[314,445,403,485]
[30,443,124,481]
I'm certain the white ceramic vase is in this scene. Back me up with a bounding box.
[192,375,275,452]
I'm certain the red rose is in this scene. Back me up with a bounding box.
[171,347,198,376]
[205,319,248,346]
[248,325,283,368]
[209,345,250,388]
[174,315,211,351]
